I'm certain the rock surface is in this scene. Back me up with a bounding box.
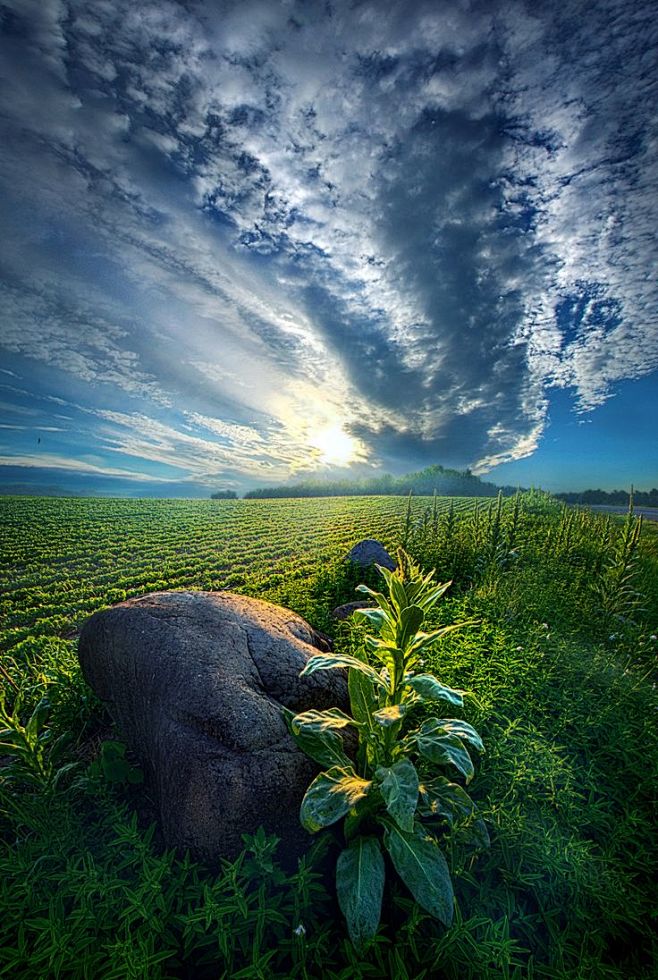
[346,538,396,570]
[331,600,373,621]
[78,590,348,865]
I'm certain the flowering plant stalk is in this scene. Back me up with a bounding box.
[285,550,486,949]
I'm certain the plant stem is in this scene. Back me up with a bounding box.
[0,663,19,692]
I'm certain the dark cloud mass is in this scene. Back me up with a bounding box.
[0,0,656,491]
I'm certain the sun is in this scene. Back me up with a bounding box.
[309,425,358,466]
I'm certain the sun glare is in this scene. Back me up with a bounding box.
[310,425,357,466]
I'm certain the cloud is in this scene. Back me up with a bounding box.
[0,0,656,487]
[0,452,170,481]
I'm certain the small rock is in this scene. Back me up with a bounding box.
[346,539,396,570]
[331,600,373,621]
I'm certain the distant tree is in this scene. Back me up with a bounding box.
[210,490,238,499]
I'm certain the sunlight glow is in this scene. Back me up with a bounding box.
[309,425,358,466]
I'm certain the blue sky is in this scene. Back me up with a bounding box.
[0,0,656,496]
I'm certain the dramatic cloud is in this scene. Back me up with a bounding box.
[0,0,656,491]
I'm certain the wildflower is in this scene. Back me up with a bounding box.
[608,633,617,641]
[541,623,549,630]
[294,923,306,938]
[650,635,657,642]
[516,645,523,651]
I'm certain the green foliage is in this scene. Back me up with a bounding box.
[557,486,658,507]
[0,494,657,978]
[0,690,77,790]
[88,740,144,786]
[288,551,486,948]
[0,787,334,980]
[244,462,518,499]
[336,836,385,950]
[592,498,645,629]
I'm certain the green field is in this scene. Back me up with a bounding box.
[0,495,418,648]
[1,494,657,979]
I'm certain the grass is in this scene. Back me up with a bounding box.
[0,493,657,978]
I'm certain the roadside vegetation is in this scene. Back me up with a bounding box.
[557,487,658,507]
[1,492,656,978]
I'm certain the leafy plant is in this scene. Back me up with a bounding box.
[0,690,77,789]
[286,550,486,949]
[88,739,144,786]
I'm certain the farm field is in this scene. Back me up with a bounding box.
[0,495,428,652]
[1,493,657,979]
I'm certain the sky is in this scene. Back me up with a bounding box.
[0,0,657,497]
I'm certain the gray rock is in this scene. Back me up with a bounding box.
[331,600,373,621]
[78,591,347,866]
[346,539,396,570]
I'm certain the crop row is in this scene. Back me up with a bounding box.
[0,495,479,654]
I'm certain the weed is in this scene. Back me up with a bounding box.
[287,550,485,949]
[593,498,645,630]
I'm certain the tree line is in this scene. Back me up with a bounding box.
[240,464,519,499]
[556,488,658,507]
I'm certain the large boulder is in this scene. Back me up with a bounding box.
[346,539,396,570]
[78,591,348,866]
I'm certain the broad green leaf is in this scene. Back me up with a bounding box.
[402,579,422,604]
[352,607,390,632]
[414,581,452,611]
[284,704,351,768]
[301,653,387,691]
[405,675,464,708]
[375,565,395,591]
[418,775,477,822]
[383,822,454,926]
[376,759,419,832]
[354,584,394,617]
[364,638,403,677]
[415,722,474,783]
[364,636,400,654]
[348,668,377,727]
[292,708,359,733]
[373,704,407,727]
[336,837,385,949]
[377,565,408,616]
[398,605,424,650]
[419,777,489,849]
[389,575,410,616]
[430,719,484,754]
[407,623,466,654]
[289,724,352,770]
[300,766,371,833]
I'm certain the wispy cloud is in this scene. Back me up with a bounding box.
[0,452,170,481]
